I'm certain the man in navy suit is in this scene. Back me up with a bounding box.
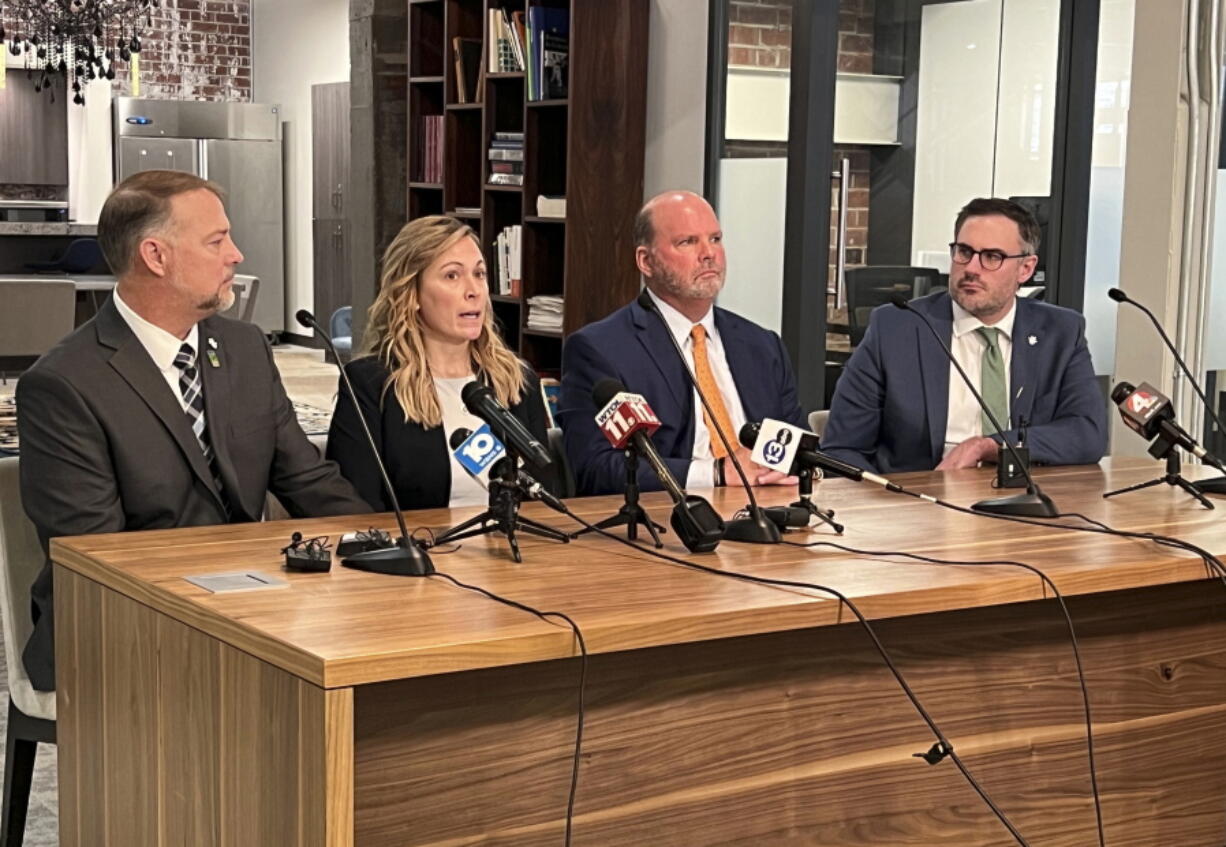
[821,197,1107,474]
[559,190,808,496]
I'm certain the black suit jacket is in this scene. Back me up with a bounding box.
[326,357,553,511]
[16,297,370,690]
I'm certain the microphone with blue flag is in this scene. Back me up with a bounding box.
[451,423,507,481]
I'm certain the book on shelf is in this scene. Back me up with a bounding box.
[488,173,524,187]
[453,206,480,216]
[526,6,569,100]
[452,37,482,104]
[488,9,523,73]
[494,225,522,297]
[536,195,566,217]
[415,115,444,183]
[493,131,524,142]
[490,161,524,175]
[541,30,569,99]
[526,294,564,332]
[488,148,524,161]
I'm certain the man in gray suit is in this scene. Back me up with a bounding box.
[17,170,370,690]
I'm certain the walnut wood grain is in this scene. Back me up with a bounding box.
[49,459,1226,689]
[55,568,354,847]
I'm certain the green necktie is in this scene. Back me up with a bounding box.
[976,326,1009,435]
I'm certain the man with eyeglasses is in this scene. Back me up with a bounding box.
[820,197,1107,473]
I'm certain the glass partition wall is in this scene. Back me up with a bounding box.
[708,0,1100,409]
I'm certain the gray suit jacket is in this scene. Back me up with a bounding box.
[16,296,370,690]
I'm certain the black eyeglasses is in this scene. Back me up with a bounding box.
[949,242,1031,271]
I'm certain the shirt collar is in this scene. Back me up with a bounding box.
[951,296,1016,341]
[645,287,716,348]
[113,288,200,370]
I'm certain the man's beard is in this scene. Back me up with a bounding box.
[196,282,236,314]
[649,259,724,300]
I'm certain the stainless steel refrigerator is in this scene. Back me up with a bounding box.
[114,97,285,334]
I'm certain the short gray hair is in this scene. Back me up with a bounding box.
[98,169,226,275]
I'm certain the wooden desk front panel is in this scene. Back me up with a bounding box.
[352,580,1226,846]
[55,567,355,847]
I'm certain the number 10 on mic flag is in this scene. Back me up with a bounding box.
[454,423,506,476]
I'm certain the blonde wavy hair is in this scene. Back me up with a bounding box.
[361,215,526,428]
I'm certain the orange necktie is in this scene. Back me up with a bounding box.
[690,325,736,459]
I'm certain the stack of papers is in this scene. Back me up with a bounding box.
[526,295,564,331]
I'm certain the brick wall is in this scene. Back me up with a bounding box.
[2,0,251,103]
[727,0,876,282]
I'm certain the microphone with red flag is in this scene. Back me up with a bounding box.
[1112,381,1225,469]
[595,387,662,449]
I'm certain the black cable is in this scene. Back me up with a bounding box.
[782,537,1105,847]
[431,571,588,846]
[556,504,1031,846]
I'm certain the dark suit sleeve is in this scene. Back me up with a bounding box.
[771,331,808,429]
[819,317,887,473]
[260,338,371,518]
[560,331,689,496]
[16,365,128,690]
[325,361,393,512]
[995,316,1107,465]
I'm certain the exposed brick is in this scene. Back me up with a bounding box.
[729,24,761,47]
[729,46,754,66]
[839,33,873,55]
[760,26,791,48]
[734,5,779,27]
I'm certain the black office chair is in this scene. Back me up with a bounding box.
[24,238,105,274]
[844,266,941,346]
[546,427,576,500]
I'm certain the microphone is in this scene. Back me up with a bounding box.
[1112,381,1225,470]
[461,381,554,470]
[294,310,434,575]
[635,289,782,544]
[1108,288,1226,493]
[738,421,902,491]
[592,378,724,552]
[449,426,566,512]
[888,296,1058,517]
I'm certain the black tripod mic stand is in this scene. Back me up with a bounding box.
[791,468,844,533]
[434,449,570,562]
[571,446,666,546]
[1103,444,1215,510]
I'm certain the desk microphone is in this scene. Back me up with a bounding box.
[888,296,1058,517]
[593,378,724,552]
[1107,288,1226,494]
[739,420,901,490]
[635,289,781,544]
[294,309,434,575]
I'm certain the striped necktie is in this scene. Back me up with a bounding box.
[690,325,736,459]
[975,326,1009,435]
[173,343,230,518]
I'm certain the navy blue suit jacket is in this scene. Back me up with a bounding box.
[559,298,808,496]
[821,292,1108,473]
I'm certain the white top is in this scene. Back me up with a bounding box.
[943,298,1016,458]
[435,375,492,508]
[113,288,200,413]
[646,288,747,489]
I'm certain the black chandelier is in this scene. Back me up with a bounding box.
[1,1,157,104]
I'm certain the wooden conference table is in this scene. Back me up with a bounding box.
[51,458,1226,846]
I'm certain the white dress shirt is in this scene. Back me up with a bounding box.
[113,288,200,415]
[435,374,491,507]
[646,288,747,489]
[943,297,1016,458]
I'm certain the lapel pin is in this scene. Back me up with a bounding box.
[206,349,221,368]
[1028,335,1038,346]
[207,337,219,350]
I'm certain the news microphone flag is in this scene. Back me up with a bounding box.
[453,423,507,477]
[596,391,662,449]
[750,418,806,473]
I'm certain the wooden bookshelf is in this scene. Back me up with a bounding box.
[405,0,649,373]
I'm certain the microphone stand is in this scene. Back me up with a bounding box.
[571,446,666,546]
[637,290,781,544]
[434,447,570,563]
[1103,438,1215,510]
[890,296,1058,518]
[296,310,434,576]
[791,468,844,532]
[1109,288,1226,497]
